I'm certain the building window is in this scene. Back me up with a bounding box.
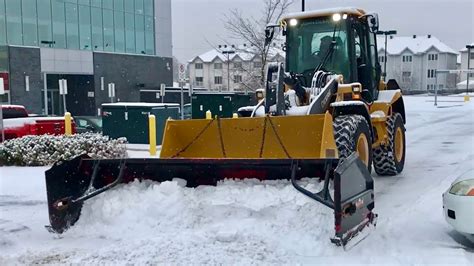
[428,54,438,61]
[214,63,223,69]
[195,63,203,69]
[1,0,155,55]
[79,5,92,50]
[103,9,115,52]
[113,11,125,52]
[195,77,203,86]
[439,84,444,90]
[52,0,67,48]
[378,56,385,63]
[124,12,135,53]
[469,73,474,78]
[254,61,262,68]
[0,0,5,45]
[427,69,437,78]
[402,55,412,62]
[234,62,242,69]
[38,0,53,47]
[402,71,411,83]
[65,2,79,49]
[5,0,22,45]
[145,15,154,55]
[234,75,242,83]
[22,0,39,46]
[214,76,223,84]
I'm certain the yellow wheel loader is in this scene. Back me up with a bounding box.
[45,7,406,248]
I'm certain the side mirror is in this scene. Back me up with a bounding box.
[367,13,379,33]
[264,23,280,47]
[265,27,275,47]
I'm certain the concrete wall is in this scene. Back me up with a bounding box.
[8,46,43,114]
[93,52,173,112]
[40,48,93,74]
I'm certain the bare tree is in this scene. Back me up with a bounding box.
[223,0,293,89]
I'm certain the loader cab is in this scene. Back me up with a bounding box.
[282,9,381,102]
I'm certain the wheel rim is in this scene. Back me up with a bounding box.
[357,134,369,167]
[395,127,404,162]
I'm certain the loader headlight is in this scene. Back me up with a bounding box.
[332,13,341,22]
[289,18,298,26]
[449,179,474,196]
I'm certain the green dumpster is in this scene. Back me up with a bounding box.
[191,93,254,119]
[102,103,180,144]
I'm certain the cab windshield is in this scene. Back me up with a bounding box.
[286,16,350,81]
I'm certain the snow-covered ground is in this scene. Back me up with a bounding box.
[1,95,473,264]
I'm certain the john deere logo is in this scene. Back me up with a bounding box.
[355,198,364,209]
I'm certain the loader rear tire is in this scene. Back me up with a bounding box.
[373,112,406,176]
[334,115,372,172]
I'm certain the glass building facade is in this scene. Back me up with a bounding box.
[0,0,155,55]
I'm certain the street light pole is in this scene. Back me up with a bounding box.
[218,45,236,92]
[377,30,397,81]
[227,53,230,91]
[302,0,305,11]
[466,45,473,96]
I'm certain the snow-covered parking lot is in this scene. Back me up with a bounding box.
[1,95,473,264]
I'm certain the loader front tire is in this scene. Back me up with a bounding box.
[334,115,372,172]
[373,112,406,176]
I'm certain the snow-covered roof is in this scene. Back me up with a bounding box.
[282,7,365,20]
[377,35,457,55]
[460,43,474,52]
[189,45,285,63]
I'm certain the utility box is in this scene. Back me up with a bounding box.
[191,93,255,119]
[102,102,180,144]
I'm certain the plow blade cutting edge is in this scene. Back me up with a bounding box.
[45,113,376,247]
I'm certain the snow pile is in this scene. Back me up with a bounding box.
[65,178,334,264]
[0,133,127,166]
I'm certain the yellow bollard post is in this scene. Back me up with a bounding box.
[464,95,470,102]
[149,115,157,156]
[64,112,72,136]
[206,110,212,119]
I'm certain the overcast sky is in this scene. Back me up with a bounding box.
[172,0,474,63]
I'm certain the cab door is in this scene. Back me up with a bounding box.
[351,20,380,102]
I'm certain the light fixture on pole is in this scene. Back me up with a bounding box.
[376,30,397,81]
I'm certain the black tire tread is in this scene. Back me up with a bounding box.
[333,115,372,172]
[373,112,404,176]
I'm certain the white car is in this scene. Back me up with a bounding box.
[443,170,474,242]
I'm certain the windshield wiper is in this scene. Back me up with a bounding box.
[314,23,341,73]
